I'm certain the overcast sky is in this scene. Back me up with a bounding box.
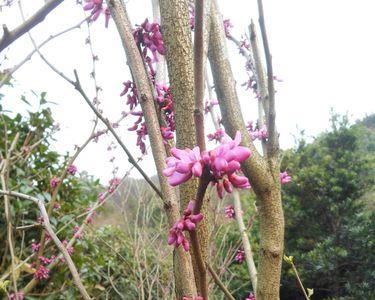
[1,0,374,183]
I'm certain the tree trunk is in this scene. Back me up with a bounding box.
[207,1,284,298]
[158,0,210,296]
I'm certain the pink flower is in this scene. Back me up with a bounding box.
[31,242,40,252]
[83,0,111,27]
[49,177,60,188]
[8,292,25,300]
[224,204,235,219]
[280,171,291,184]
[39,256,54,265]
[235,248,245,263]
[133,19,165,62]
[108,177,121,194]
[163,131,251,198]
[63,240,74,255]
[45,233,52,242]
[223,19,233,37]
[163,147,203,186]
[207,129,225,143]
[247,121,268,141]
[246,292,256,300]
[53,202,61,210]
[73,226,84,239]
[167,201,204,251]
[97,192,106,203]
[67,164,77,175]
[34,265,49,280]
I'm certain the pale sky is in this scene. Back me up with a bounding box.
[1,0,374,183]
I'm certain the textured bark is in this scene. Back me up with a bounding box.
[158,0,210,296]
[106,1,197,298]
[207,1,284,299]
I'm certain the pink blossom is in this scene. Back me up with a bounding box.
[235,248,245,263]
[34,265,49,280]
[39,256,54,265]
[45,233,52,242]
[247,121,268,141]
[163,147,203,186]
[246,292,256,300]
[49,177,60,188]
[73,225,84,239]
[83,0,111,27]
[97,192,106,203]
[67,164,77,175]
[223,19,233,37]
[31,242,40,252]
[108,177,121,194]
[133,19,165,62]
[280,171,291,184]
[163,131,251,198]
[8,292,25,300]
[63,240,74,255]
[168,201,204,252]
[53,202,61,210]
[224,204,235,219]
[207,129,225,143]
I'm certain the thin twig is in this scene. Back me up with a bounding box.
[257,0,278,156]
[206,262,236,300]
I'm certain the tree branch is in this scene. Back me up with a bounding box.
[194,0,206,151]
[0,0,64,52]
[256,0,278,157]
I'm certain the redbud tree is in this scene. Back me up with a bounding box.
[0,0,290,299]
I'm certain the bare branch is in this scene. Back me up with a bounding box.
[0,17,88,89]
[0,0,64,52]
[256,0,278,156]
[206,262,236,300]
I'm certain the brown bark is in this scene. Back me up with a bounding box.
[207,1,284,299]
[106,1,197,298]
[158,0,210,296]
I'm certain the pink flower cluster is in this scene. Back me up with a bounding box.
[49,177,60,188]
[31,242,40,252]
[223,19,233,37]
[67,164,77,175]
[280,171,291,184]
[8,292,25,300]
[120,80,138,110]
[235,248,245,263]
[133,19,165,62]
[163,131,251,199]
[108,177,121,194]
[247,121,268,141]
[34,265,49,280]
[168,201,203,251]
[207,129,225,143]
[224,204,235,219]
[74,225,84,239]
[39,255,56,265]
[63,240,74,255]
[246,292,256,300]
[83,0,111,27]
